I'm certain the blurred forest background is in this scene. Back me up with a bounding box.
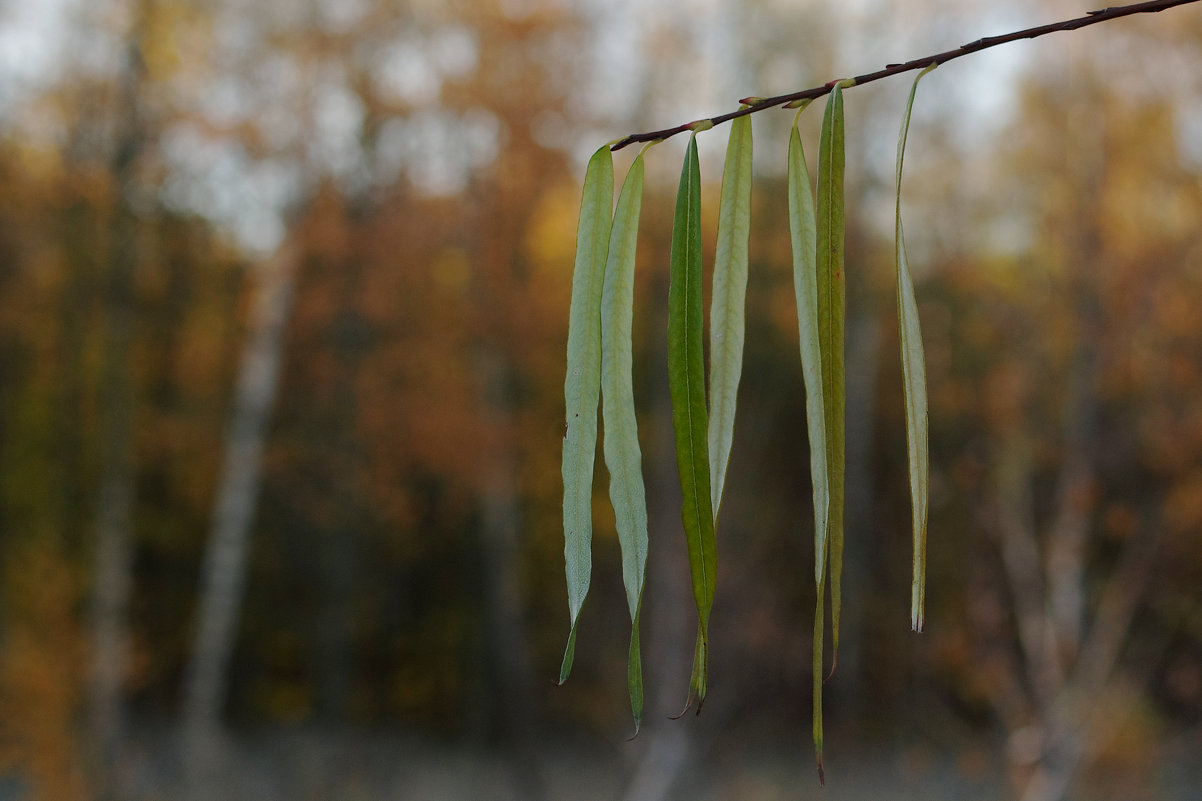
[2,0,1202,799]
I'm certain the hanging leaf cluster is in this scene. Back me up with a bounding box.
[558,68,936,779]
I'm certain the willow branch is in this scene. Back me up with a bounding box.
[611,0,1201,151]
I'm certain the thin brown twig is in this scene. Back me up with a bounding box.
[611,0,1202,151]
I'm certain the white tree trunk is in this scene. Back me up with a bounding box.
[182,244,297,797]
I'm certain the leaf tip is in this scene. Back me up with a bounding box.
[669,694,695,720]
[816,751,826,786]
[669,652,704,719]
[557,624,579,685]
[627,716,642,741]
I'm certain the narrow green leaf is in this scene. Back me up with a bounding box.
[708,113,753,519]
[788,107,829,590]
[559,144,614,683]
[817,82,848,676]
[600,148,651,731]
[896,65,936,632]
[789,105,831,785]
[668,132,716,712]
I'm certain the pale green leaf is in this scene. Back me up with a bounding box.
[813,80,850,779]
[668,132,716,713]
[788,106,828,590]
[708,112,753,519]
[896,65,936,632]
[559,144,614,683]
[600,149,651,730]
[788,108,828,779]
[789,103,832,784]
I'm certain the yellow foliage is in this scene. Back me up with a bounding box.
[0,539,87,801]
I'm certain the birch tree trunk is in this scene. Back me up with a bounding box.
[182,243,297,798]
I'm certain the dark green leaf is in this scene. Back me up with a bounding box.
[668,132,716,712]
[817,80,848,680]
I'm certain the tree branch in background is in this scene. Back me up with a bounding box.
[611,0,1202,151]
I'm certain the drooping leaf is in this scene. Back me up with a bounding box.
[788,104,831,783]
[708,112,753,520]
[814,79,850,777]
[559,144,614,684]
[600,148,651,732]
[668,130,716,713]
[896,65,936,632]
[788,105,828,591]
[817,80,848,665]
